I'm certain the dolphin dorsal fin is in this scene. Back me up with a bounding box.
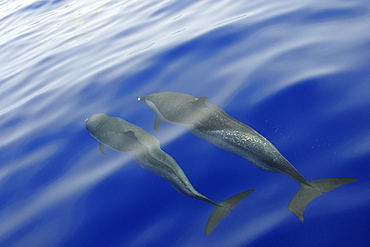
[99,143,107,155]
[193,96,208,107]
[124,130,137,139]
[123,130,145,147]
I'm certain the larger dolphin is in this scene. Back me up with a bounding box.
[86,113,254,235]
[138,92,357,222]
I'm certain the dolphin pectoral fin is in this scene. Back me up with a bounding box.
[99,143,107,155]
[205,189,254,235]
[193,96,208,107]
[154,116,161,131]
[288,177,357,222]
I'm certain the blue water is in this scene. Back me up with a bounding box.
[1,0,369,246]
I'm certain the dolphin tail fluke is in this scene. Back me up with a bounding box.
[288,177,357,222]
[205,189,254,235]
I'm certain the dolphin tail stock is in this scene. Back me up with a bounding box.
[288,177,357,222]
[205,189,254,235]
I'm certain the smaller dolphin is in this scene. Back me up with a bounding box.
[86,113,254,235]
[138,92,357,222]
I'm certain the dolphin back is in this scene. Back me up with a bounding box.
[86,113,160,154]
[140,92,220,127]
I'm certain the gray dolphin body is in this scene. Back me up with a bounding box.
[86,113,254,235]
[138,92,357,221]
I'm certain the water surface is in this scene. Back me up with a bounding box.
[0,0,369,246]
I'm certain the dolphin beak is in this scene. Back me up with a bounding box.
[138,97,145,101]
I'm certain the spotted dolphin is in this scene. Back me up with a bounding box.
[138,92,357,222]
[86,113,254,235]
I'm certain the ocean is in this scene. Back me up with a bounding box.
[0,0,369,246]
